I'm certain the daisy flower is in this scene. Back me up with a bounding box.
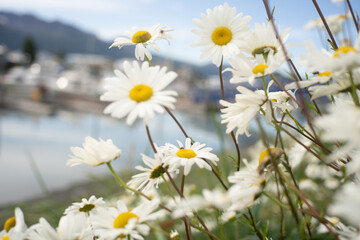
[220,86,267,138]
[285,71,333,90]
[300,35,360,73]
[202,188,231,211]
[307,72,360,99]
[100,61,178,125]
[226,51,285,85]
[0,208,27,240]
[90,199,163,240]
[332,0,344,5]
[66,136,122,167]
[240,22,290,60]
[287,70,360,100]
[227,167,265,212]
[64,195,107,217]
[170,188,231,218]
[328,182,360,227]
[192,3,251,66]
[170,230,179,239]
[162,138,219,175]
[26,215,93,240]
[109,24,172,61]
[314,97,360,173]
[304,13,350,35]
[257,81,298,123]
[170,195,204,218]
[127,153,177,195]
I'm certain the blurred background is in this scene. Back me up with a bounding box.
[0,0,358,212]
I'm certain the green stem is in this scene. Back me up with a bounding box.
[262,191,290,210]
[277,168,339,240]
[145,54,151,65]
[246,209,264,240]
[161,175,176,200]
[218,57,241,170]
[262,76,268,97]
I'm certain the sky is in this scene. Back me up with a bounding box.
[0,0,359,66]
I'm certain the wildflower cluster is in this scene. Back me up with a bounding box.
[4,0,360,239]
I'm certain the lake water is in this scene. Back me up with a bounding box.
[0,108,260,206]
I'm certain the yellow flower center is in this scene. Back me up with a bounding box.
[129,84,153,102]
[259,147,277,165]
[328,217,340,226]
[318,71,332,77]
[212,27,232,46]
[252,64,269,75]
[2,236,10,240]
[113,212,139,229]
[176,148,197,158]
[132,31,152,44]
[4,217,15,232]
[333,46,358,58]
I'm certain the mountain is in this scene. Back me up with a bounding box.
[0,11,294,83]
[0,11,133,59]
[0,11,220,78]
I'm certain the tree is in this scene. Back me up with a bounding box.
[22,36,37,65]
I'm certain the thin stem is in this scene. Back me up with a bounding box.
[161,175,176,200]
[181,173,186,194]
[274,123,340,171]
[262,76,268,97]
[274,171,285,240]
[274,114,286,147]
[204,159,229,190]
[147,224,171,237]
[278,133,313,239]
[231,132,241,171]
[247,209,264,240]
[163,168,216,240]
[275,120,331,154]
[346,0,359,33]
[270,74,302,111]
[278,169,340,240]
[145,125,157,153]
[263,0,319,141]
[263,191,290,210]
[289,57,322,115]
[165,107,190,138]
[165,106,229,189]
[145,55,151,65]
[256,118,306,237]
[349,70,360,106]
[311,0,338,49]
[218,57,241,170]
[219,57,226,100]
[106,163,173,212]
[185,218,193,240]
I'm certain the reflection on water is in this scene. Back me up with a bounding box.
[0,108,246,206]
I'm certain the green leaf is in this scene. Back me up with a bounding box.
[305,101,318,113]
[229,155,239,168]
[327,39,336,51]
